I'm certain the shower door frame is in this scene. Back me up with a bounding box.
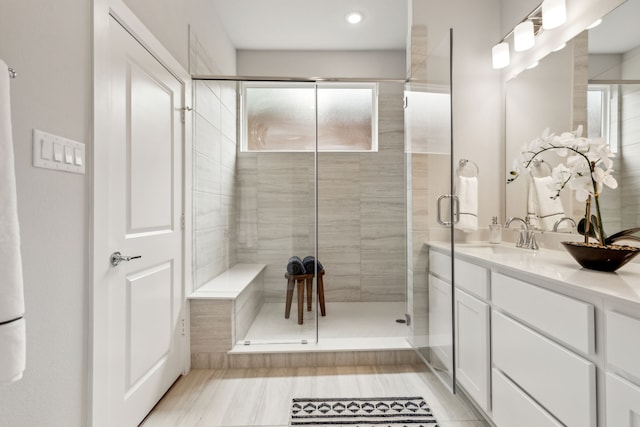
[193,76,406,347]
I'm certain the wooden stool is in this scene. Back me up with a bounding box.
[284,270,326,325]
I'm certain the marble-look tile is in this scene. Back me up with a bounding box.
[220,134,237,169]
[193,151,220,195]
[193,113,221,161]
[220,105,236,143]
[220,81,237,113]
[190,300,233,353]
[194,81,221,129]
[194,191,222,231]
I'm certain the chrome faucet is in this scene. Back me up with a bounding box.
[553,217,577,232]
[506,217,538,250]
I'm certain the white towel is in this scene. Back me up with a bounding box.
[454,176,478,233]
[528,175,566,231]
[0,59,26,384]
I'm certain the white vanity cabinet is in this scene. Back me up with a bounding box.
[605,309,640,425]
[428,249,491,412]
[455,288,490,412]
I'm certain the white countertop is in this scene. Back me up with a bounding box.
[427,241,640,307]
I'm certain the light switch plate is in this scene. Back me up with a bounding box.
[33,129,85,174]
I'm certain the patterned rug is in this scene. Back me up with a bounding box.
[290,396,439,426]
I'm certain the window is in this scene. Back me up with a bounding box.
[240,82,378,152]
[587,84,619,153]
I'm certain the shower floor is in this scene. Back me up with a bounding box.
[232,301,411,353]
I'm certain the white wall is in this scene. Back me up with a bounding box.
[0,1,91,426]
[123,0,237,74]
[238,50,406,79]
[0,0,235,426]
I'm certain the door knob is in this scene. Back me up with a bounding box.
[110,251,142,267]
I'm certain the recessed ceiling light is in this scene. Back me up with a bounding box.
[346,12,363,24]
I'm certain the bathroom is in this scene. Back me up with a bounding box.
[1,0,639,426]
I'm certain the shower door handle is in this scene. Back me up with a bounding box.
[436,195,460,226]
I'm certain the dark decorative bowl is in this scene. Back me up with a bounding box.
[561,241,640,272]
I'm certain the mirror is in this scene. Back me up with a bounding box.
[505,0,640,234]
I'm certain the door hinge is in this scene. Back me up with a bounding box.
[181,318,185,336]
[180,213,185,230]
[179,106,192,123]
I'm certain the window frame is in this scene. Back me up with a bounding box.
[240,81,379,153]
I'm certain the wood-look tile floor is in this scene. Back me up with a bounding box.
[140,364,490,427]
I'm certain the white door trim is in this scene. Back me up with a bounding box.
[91,1,192,425]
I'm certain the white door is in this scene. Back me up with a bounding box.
[106,17,184,426]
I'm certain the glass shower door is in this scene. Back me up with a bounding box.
[234,81,319,345]
[405,29,456,391]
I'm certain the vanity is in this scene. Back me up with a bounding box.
[426,241,640,427]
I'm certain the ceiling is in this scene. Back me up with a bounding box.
[211,0,409,51]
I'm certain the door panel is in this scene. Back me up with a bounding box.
[127,262,173,386]
[107,16,184,426]
[129,62,174,233]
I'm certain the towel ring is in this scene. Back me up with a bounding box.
[457,159,479,177]
[529,159,552,178]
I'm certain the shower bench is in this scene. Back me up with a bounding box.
[188,263,266,364]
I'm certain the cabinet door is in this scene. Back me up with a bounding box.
[428,273,453,374]
[606,373,640,426]
[455,288,490,411]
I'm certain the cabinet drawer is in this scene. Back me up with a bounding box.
[429,250,451,281]
[606,373,640,427]
[492,272,595,354]
[492,368,562,427]
[606,310,640,379]
[493,311,596,427]
[428,274,453,373]
[455,258,489,299]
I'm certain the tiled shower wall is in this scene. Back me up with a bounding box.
[193,80,239,288]
[193,80,406,301]
[235,82,407,303]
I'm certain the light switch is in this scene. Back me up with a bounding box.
[74,148,83,166]
[53,142,63,162]
[64,145,74,164]
[41,138,53,160]
[32,129,85,175]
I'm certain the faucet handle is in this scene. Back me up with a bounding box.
[528,232,539,250]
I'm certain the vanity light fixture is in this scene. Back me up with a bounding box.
[514,21,535,51]
[492,42,510,69]
[346,12,363,24]
[542,0,566,30]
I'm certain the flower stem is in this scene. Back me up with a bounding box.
[585,196,591,244]
[590,161,606,245]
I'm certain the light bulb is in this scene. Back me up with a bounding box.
[492,42,510,69]
[514,21,535,52]
[542,0,566,30]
